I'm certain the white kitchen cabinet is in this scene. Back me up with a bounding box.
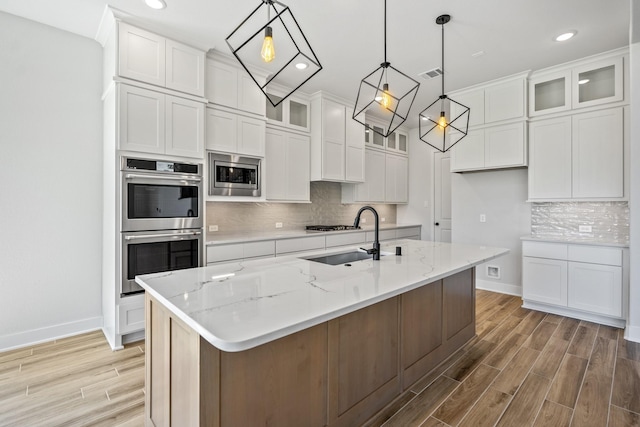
[342,149,386,203]
[385,154,408,203]
[275,236,325,255]
[206,107,265,156]
[529,70,572,117]
[572,56,624,109]
[206,56,265,116]
[346,107,366,182]
[450,130,484,171]
[364,122,386,150]
[265,128,310,202]
[528,107,624,200]
[325,232,366,248]
[522,240,626,327]
[119,84,204,158]
[117,294,146,335]
[387,129,409,155]
[484,78,526,123]
[266,90,310,132]
[118,22,205,97]
[207,240,275,265]
[450,89,484,127]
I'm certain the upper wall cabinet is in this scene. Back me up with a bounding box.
[206,107,265,157]
[118,22,205,97]
[529,52,625,117]
[265,128,310,202]
[205,54,266,116]
[265,87,310,132]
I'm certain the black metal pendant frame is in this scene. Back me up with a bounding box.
[352,0,420,138]
[419,14,470,153]
[226,0,322,107]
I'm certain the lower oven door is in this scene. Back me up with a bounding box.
[121,229,203,296]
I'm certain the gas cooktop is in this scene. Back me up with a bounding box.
[305,225,361,232]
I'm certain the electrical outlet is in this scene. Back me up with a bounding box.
[579,225,593,233]
[208,225,218,232]
[381,217,386,222]
[480,214,486,223]
[275,222,283,229]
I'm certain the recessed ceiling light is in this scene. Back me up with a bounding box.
[144,0,167,10]
[578,79,590,85]
[554,31,576,42]
[295,62,308,70]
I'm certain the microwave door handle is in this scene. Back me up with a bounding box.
[124,231,202,241]
[124,173,202,183]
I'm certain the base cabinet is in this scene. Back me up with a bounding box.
[145,267,475,426]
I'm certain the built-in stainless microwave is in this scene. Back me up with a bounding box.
[208,152,261,197]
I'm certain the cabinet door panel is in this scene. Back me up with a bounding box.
[572,57,624,109]
[287,133,310,201]
[451,90,484,127]
[206,59,238,108]
[484,79,525,123]
[345,107,365,182]
[450,129,484,171]
[265,129,287,200]
[165,96,204,158]
[484,122,526,168]
[118,23,165,87]
[572,108,623,198]
[528,117,572,199]
[357,150,385,202]
[529,70,571,117]
[237,116,265,157]
[205,108,236,153]
[385,155,408,203]
[238,74,265,115]
[321,100,346,180]
[165,39,205,97]
[119,85,165,154]
[522,257,568,306]
[568,262,622,317]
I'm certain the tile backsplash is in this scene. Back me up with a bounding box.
[206,182,397,233]
[531,202,629,243]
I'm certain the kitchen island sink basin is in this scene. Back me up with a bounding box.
[304,250,389,265]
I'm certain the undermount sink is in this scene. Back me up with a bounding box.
[305,250,385,266]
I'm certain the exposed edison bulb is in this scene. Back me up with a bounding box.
[380,83,392,109]
[261,26,275,63]
[437,112,447,130]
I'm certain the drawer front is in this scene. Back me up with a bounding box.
[522,241,568,260]
[396,227,421,239]
[568,245,622,266]
[366,229,396,242]
[117,296,145,334]
[207,243,244,263]
[276,236,325,255]
[244,241,275,259]
[326,232,366,248]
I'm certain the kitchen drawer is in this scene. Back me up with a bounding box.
[207,243,244,263]
[117,295,145,334]
[366,229,396,243]
[396,227,421,239]
[522,241,568,260]
[326,232,366,248]
[276,236,325,255]
[244,241,275,258]
[568,245,622,266]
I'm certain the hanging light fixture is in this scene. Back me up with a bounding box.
[226,0,322,107]
[353,0,420,138]
[419,14,470,153]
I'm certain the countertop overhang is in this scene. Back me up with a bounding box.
[136,239,508,352]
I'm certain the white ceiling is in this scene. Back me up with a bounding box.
[0,0,631,128]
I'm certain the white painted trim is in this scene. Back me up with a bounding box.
[476,279,522,297]
[624,325,640,343]
[0,316,103,352]
[522,300,626,328]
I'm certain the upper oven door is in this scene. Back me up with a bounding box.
[122,171,203,232]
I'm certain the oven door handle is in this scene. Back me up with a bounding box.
[124,231,202,241]
[124,173,202,183]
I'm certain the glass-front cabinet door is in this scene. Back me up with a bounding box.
[265,92,310,132]
[572,56,623,109]
[364,123,385,149]
[529,70,571,117]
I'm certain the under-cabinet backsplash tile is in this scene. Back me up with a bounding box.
[531,202,629,243]
[206,182,397,233]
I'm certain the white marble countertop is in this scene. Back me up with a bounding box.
[136,239,508,352]
[205,223,421,245]
[521,235,629,248]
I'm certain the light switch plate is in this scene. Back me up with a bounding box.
[579,225,593,233]
[275,222,283,229]
[480,214,486,223]
[208,225,218,232]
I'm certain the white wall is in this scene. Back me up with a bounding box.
[627,1,640,342]
[452,169,531,296]
[0,12,103,350]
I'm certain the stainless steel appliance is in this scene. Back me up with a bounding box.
[208,152,261,197]
[121,229,202,295]
[121,157,203,232]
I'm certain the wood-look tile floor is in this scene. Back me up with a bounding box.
[0,290,639,426]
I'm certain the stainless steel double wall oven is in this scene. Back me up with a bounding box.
[120,157,203,295]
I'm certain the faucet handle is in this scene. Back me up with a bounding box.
[359,247,378,255]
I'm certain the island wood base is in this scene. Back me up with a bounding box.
[145,268,475,427]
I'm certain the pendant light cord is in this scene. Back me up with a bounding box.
[441,20,445,96]
[384,0,387,64]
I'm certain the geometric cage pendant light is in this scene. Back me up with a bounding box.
[353,0,420,138]
[226,0,322,108]
[419,14,470,153]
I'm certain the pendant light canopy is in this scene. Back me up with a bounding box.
[419,14,470,153]
[353,0,420,138]
[226,0,322,107]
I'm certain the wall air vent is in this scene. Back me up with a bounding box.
[418,67,443,80]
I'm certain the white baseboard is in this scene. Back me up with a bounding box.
[476,279,522,297]
[0,316,103,352]
[523,300,626,328]
[625,324,640,343]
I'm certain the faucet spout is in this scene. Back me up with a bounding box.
[354,206,380,260]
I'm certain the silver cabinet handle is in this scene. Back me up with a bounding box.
[124,173,201,182]
[124,231,202,241]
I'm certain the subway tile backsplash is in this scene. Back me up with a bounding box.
[206,182,397,233]
[531,202,629,243]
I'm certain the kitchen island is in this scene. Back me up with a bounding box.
[137,239,508,427]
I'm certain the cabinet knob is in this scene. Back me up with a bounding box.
[435,222,440,226]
